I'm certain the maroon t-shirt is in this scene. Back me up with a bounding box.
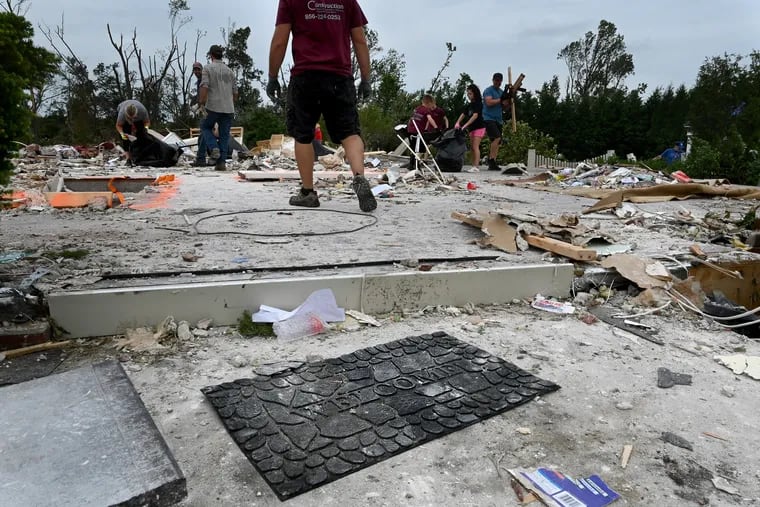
[429,107,447,131]
[276,0,368,77]
[407,106,430,134]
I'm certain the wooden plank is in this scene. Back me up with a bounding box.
[451,211,485,228]
[508,67,517,133]
[525,235,597,261]
[3,340,72,359]
[454,212,596,260]
[269,134,284,149]
[621,444,633,468]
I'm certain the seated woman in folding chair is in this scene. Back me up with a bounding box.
[401,94,444,171]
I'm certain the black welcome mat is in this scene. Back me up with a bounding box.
[202,331,560,500]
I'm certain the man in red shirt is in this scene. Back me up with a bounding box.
[267,0,377,212]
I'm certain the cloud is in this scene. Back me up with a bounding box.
[24,0,760,96]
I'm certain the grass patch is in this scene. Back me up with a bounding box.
[238,310,275,337]
[43,249,90,260]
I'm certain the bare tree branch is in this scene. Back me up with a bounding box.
[2,0,30,15]
[107,23,134,98]
[429,42,456,93]
[38,15,86,75]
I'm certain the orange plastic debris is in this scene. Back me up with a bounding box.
[153,174,175,185]
[671,170,692,183]
[1,191,29,209]
[108,177,126,205]
[45,192,113,208]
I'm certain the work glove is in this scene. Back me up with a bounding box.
[120,133,128,141]
[198,105,207,118]
[266,77,281,102]
[358,79,371,101]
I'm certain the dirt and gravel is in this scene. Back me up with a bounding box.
[19,297,759,507]
[2,156,760,506]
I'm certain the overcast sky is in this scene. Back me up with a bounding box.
[23,0,760,99]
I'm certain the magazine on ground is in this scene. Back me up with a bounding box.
[508,467,620,507]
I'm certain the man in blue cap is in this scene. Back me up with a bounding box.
[656,142,684,165]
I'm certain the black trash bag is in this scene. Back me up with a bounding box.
[431,128,467,173]
[129,134,180,167]
[703,290,760,339]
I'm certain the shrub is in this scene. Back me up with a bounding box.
[498,121,558,164]
[359,104,399,152]
[240,107,286,147]
[682,137,722,179]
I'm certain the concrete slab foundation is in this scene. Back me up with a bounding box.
[48,264,573,338]
[0,360,187,507]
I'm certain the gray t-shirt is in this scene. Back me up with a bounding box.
[116,100,149,125]
[201,61,237,114]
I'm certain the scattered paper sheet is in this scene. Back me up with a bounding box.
[252,288,345,323]
[531,295,575,314]
[372,184,393,196]
[345,309,381,327]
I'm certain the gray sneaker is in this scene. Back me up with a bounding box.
[214,160,226,171]
[210,148,221,161]
[289,189,320,208]
[352,174,377,212]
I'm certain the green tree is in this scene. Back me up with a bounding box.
[690,52,760,147]
[0,11,58,182]
[373,48,409,119]
[240,106,285,147]
[688,52,760,183]
[644,84,690,156]
[557,20,634,99]
[520,76,561,136]
[225,26,263,113]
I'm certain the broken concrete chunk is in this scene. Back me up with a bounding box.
[657,367,692,388]
[661,431,694,451]
[181,252,199,262]
[711,477,741,496]
[230,355,248,368]
[155,316,178,344]
[196,318,213,330]
[116,327,165,353]
[714,354,760,380]
[177,321,192,341]
[345,310,381,327]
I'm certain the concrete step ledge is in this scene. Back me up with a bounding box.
[48,264,574,338]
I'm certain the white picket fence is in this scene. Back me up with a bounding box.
[526,148,616,171]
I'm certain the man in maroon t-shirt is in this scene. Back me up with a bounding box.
[267,0,376,212]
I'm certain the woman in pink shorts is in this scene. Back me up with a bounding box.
[454,84,486,169]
